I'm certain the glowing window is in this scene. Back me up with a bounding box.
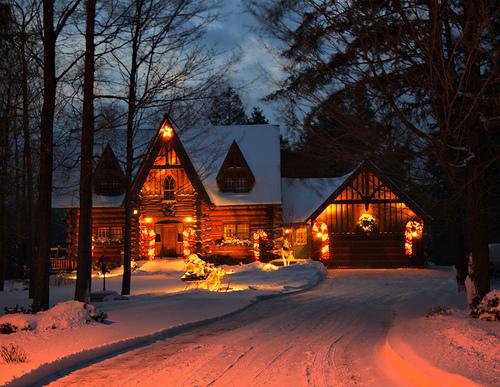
[223,223,250,239]
[223,224,236,238]
[295,227,307,245]
[236,224,250,239]
[167,147,180,165]
[111,227,123,240]
[164,175,175,201]
[97,227,110,239]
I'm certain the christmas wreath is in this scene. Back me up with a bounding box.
[356,213,377,233]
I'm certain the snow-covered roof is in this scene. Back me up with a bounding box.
[52,120,157,209]
[281,173,353,224]
[53,123,282,208]
[178,125,282,206]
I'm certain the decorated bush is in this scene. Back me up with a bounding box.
[181,254,226,290]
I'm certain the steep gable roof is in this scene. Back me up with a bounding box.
[131,117,212,204]
[282,173,353,224]
[308,161,429,221]
[282,161,429,224]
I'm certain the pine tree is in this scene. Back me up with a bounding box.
[209,86,247,125]
[247,106,268,124]
[249,0,498,299]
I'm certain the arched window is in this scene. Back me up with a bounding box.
[164,175,175,201]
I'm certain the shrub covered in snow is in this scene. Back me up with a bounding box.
[426,306,452,317]
[471,290,500,321]
[0,301,107,334]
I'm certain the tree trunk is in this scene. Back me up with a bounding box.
[461,0,490,301]
[14,121,22,277]
[33,0,56,312]
[465,162,490,300]
[21,26,34,297]
[75,0,96,303]
[446,207,467,289]
[122,0,142,296]
[122,101,135,295]
[0,116,7,291]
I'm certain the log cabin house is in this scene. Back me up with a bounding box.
[52,119,426,268]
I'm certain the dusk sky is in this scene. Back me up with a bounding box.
[202,0,283,123]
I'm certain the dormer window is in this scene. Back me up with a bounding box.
[95,179,123,195]
[164,175,175,201]
[216,141,255,193]
[221,176,250,192]
[93,144,125,196]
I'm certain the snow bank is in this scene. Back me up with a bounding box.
[0,301,105,333]
[227,260,326,292]
[383,307,500,386]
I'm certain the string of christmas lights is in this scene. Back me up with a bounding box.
[312,221,329,261]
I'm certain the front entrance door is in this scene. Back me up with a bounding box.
[159,224,180,257]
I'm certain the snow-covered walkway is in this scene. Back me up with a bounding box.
[44,269,499,387]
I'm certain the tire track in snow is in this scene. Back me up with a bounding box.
[207,346,254,386]
[253,345,293,380]
[46,270,469,387]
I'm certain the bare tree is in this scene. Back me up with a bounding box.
[95,0,222,295]
[74,0,96,303]
[9,0,42,297]
[34,0,81,312]
[0,3,16,291]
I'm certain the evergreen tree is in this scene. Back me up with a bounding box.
[247,106,268,124]
[209,86,247,125]
[250,0,499,299]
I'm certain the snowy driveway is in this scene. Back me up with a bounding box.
[45,269,497,387]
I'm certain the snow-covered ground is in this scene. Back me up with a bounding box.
[38,267,499,387]
[0,259,326,386]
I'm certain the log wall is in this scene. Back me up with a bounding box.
[65,207,137,267]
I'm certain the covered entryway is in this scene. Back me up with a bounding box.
[154,221,183,257]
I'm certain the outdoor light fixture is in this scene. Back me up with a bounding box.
[160,121,173,138]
